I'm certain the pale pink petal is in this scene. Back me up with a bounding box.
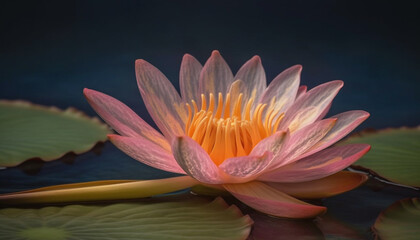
[180,54,203,103]
[233,55,266,104]
[172,136,225,184]
[83,88,170,151]
[199,50,234,97]
[259,65,302,115]
[316,102,332,120]
[296,85,307,100]
[269,118,337,169]
[299,110,370,159]
[108,134,185,174]
[224,181,326,218]
[219,152,273,183]
[249,131,288,158]
[267,171,368,199]
[259,144,370,182]
[135,59,187,139]
[227,79,247,116]
[278,80,343,132]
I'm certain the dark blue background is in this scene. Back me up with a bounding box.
[1,0,419,129]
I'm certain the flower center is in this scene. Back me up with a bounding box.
[185,93,283,165]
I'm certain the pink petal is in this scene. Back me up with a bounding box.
[135,59,187,139]
[199,50,234,97]
[108,134,185,174]
[233,55,266,104]
[227,79,247,116]
[219,152,273,183]
[249,131,288,158]
[267,171,368,199]
[296,85,307,100]
[259,65,302,115]
[259,144,370,182]
[278,80,343,132]
[83,88,170,151]
[180,54,203,103]
[316,102,332,120]
[299,110,370,159]
[224,181,326,218]
[269,118,337,169]
[172,136,225,184]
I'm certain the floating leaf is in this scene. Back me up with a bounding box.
[0,196,252,240]
[340,127,420,187]
[0,100,111,167]
[373,198,420,240]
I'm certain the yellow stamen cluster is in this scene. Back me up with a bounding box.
[185,93,284,165]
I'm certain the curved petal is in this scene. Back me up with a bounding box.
[199,50,234,98]
[259,144,370,182]
[233,55,266,105]
[296,85,307,100]
[219,152,273,183]
[279,80,343,132]
[259,65,302,115]
[299,110,370,159]
[267,171,368,199]
[227,79,246,117]
[270,118,337,169]
[83,88,170,151]
[249,131,288,158]
[317,102,332,120]
[135,59,187,139]
[180,54,203,103]
[224,181,326,218]
[108,134,185,174]
[172,136,226,184]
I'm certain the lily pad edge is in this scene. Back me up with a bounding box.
[0,99,112,167]
[342,125,420,188]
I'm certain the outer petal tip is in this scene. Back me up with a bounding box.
[211,50,221,55]
[362,111,371,119]
[107,134,118,140]
[293,64,303,71]
[362,144,372,154]
[182,53,193,60]
[333,80,344,88]
[352,143,372,156]
[251,55,261,62]
[135,59,148,67]
[107,134,124,143]
[325,117,338,127]
[83,88,95,98]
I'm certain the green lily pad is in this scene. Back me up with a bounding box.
[0,100,111,167]
[373,198,420,240]
[340,127,420,187]
[0,196,252,240]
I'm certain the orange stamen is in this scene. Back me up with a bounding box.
[185,92,283,165]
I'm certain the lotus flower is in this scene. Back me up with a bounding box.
[83,50,370,218]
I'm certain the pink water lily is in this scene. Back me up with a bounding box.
[83,50,370,218]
